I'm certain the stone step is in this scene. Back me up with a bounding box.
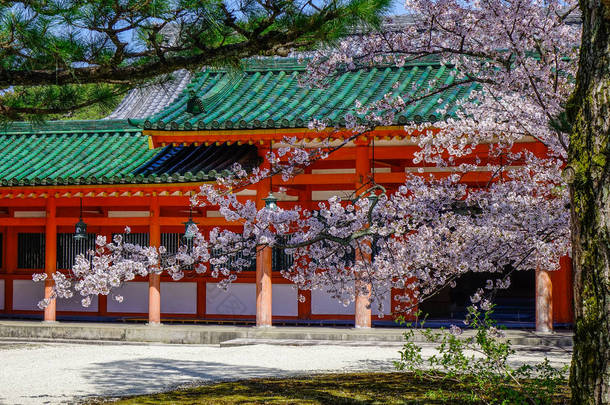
[219,338,407,347]
[0,320,573,347]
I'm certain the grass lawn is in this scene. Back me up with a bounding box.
[103,372,570,404]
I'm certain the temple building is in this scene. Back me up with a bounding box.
[0,58,573,330]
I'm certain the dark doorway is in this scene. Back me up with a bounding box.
[419,270,535,326]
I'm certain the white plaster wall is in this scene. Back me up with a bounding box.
[161,282,197,314]
[371,293,392,316]
[12,279,44,311]
[311,289,355,315]
[206,283,256,315]
[106,282,148,313]
[311,287,391,316]
[312,190,356,201]
[311,280,392,315]
[0,279,4,310]
[57,294,98,312]
[272,284,298,316]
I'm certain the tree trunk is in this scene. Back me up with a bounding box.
[567,0,610,402]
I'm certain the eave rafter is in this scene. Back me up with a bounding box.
[144,126,415,149]
[0,182,209,201]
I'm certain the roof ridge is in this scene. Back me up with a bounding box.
[195,56,445,75]
[0,119,140,135]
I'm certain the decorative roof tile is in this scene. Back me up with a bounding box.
[106,70,192,120]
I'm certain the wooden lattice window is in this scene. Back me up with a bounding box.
[161,233,194,269]
[123,232,149,246]
[17,233,45,269]
[161,233,183,254]
[56,233,96,270]
[211,248,256,272]
[272,235,294,271]
[112,232,150,246]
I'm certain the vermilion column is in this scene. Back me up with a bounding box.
[297,184,312,320]
[44,196,57,322]
[256,146,273,327]
[5,227,17,312]
[98,230,113,318]
[148,197,161,325]
[354,138,372,328]
[535,268,553,332]
[551,256,574,324]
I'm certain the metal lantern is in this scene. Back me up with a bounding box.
[263,192,278,210]
[183,205,198,241]
[74,198,87,240]
[183,217,198,241]
[74,218,87,240]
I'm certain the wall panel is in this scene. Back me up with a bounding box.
[13,279,44,310]
[161,282,197,314]
[311,289,355,315]
[57,294,99,312]
[106,282,148,313]
[206,283,256,315]
[272,284,298,316]
[371,293,391,316]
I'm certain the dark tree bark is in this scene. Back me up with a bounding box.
[567,0,610,402]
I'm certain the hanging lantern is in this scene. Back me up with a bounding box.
[183,205,198,241]
[263,192,278,210]
[74,198,87,240]
[183,217,198,241]
[74,218,87,240]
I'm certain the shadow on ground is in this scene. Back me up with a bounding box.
[79,358,286,402]
[339,358,394,372]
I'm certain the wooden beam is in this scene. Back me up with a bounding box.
[0,216,236,227]
[278,174,358,185]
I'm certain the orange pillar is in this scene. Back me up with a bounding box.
[98,230,112,318]
[551,256,573,324]
[44,197,57,322]
[5,227,17,312]
[297,184,312,320]
[256,146,273,327]
[535,268,553,332]
[355,138,372,328]
[148,197,161,325]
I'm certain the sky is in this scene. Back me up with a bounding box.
[390,0,409,14]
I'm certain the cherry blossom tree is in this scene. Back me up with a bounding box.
[302,0,609,401]
[33,0,610,401]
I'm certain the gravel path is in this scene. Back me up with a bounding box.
[0,340,572,405]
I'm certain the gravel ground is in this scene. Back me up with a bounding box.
[0,340,572,405]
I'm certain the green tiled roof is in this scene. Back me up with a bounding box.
[0,120,219,186]
[0,58,478,187]
[144,58,478,131]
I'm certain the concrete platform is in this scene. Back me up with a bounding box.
[0,320,573,347]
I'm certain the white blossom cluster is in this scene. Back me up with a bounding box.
[303,0,579,160]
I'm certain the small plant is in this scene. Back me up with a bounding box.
[394,306,569,404]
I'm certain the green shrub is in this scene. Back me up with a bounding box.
[394,306,569,404]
